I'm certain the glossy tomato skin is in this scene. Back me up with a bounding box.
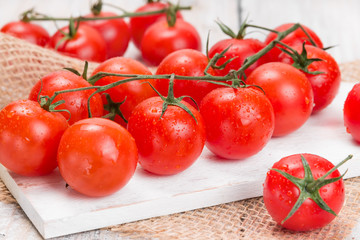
[47,24,107,62]
[200,87,275,159]
[155,49,218,107]
[141,19,201,66]
[247,62,314,137]
[129,2,183,50]
[1,21,50,47]
[127,97,205,175]
[264,23,323,62]
[263,153,345,231]
[279,45,341,113]
[91,57,156,127]
[344,83,360,142]
[0,100,68,176]
[83,12,130,58]
[208,38,270,77]
[57,118,138,197]
[28,71,104,125]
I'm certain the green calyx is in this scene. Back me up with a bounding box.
[102,93,128,123]
[39,96,71,120]
[148,74,198,123]
[278,42,324,75]
[165,2,180,27]
[216,19,247,40]
[64,61,89,81]
[91,0,103,16]
[271,154,352,224]
[55,18,79,50]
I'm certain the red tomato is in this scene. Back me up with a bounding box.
[141,19,201,66]
[263,153,345,231]
[264,23,323,62]
[247,62,314,137]
[208,38,270,77]
[57,118,138,197]
[1,21,50,47]
[279,45,341,113]
[127,97,205,175]
[82,11,130,58]
[344,83,360,142]
[28,71,104,125]
[129,1,182,50]
[155,49,218,107]
[0,100,68,176]
[199,87,274,159]
[91,57,156,127]
[47,24,107,62]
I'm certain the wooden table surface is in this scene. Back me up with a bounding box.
[1,0,360,239]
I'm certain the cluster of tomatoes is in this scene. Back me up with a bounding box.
[0,0,359,233]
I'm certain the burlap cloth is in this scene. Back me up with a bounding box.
[0,32,359,239]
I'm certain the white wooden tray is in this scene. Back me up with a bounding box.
[1,81,360,239]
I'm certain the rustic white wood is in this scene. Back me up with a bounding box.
[1,81,360,239]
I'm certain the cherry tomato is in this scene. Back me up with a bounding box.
[47,24,107,62]
[0,100,68,176]
[91,57,156,127]
[264,23,323,62]
[199,87,274,159]
[208,38,270,77]
[1,21,50,47]
[82,11,130,58]
[344,83,360,142]
[57,118,138,197]
[279,45,341,113]
[141,19,201,66]
[263,153,345,231]
[28,71,104,125]
[127,97,205,175]
[155,49,218,107]
[129,1,182,50]
[247,62,314,137]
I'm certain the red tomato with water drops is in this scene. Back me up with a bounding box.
[83,12,130,58]
[263,153,346,231]
[1,21,50,47]
[47,24,107,62]
[127,97,205,175]
[264,23,323,62]
[155,49,219,107]
[57,118,138,197]
[0,100,68,176]
[28,71,104,125]
[199,87,274,160]
[279,44,341,113]
[344,83,360,142]
[91,57,156,127]
[141,19,201,66]
[208,38,270,77]
[247,62,314,137]
[129,1,182,50]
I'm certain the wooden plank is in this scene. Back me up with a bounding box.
[1,81,360,239]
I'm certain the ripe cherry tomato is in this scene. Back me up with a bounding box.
[47,24,107,62]
[1,21,50,47]
[263,153,345,231]
[28,71,104,125]
[91,57,156,127]
[82,11,130,58]
[344,83,360,142]
[264,23,323,62]
[155,49,218,107]
[141,19,201,66]
[57,118,138,197]
[0,100,68,176]
[279,45,341,113]
[129,1,182,50]
[247,62,314,137]
[208,38,270,77]
[200,87,274,159]
[127,97,205,175]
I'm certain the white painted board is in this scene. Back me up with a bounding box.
[1,81,360,239]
